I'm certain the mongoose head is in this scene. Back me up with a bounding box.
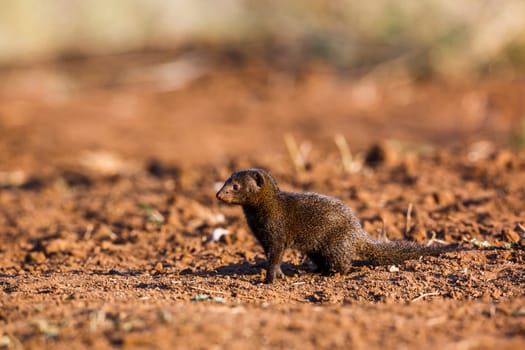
[216,168,278,205]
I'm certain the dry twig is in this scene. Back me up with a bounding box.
[427,231,450,246]
[411,291,440,302]
[188,285,229,295]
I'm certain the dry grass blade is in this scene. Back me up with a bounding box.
[411,291,440,302]
[334,134,362,173]
[137,201,165,224]
[284,134,310,173]
[405,202,413,236]
[379,217,389,240]
[334,134,352,172]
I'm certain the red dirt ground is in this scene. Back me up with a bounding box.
[1,51,524,349]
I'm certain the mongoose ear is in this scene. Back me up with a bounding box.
[253,170,265,188]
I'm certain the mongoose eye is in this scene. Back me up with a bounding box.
[232,184,240,191]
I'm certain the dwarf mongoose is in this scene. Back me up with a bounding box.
[216,168,451,283]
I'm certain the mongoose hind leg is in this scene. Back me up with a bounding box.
[308,252,332,275]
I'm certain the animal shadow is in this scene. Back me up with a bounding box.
[185,258,265,278]
[189,258,314,280]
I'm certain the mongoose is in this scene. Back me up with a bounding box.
[216,168,452,283]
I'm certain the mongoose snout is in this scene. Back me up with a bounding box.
[216,180,241,204]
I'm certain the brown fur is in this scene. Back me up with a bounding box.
[216,168,451,283]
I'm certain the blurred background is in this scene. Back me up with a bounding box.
[0,0,524,177]
[2,0,525,75]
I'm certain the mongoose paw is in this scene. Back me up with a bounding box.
[264,268,285,283]
[264,276,274,284]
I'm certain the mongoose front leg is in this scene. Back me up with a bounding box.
[265,247,285,283]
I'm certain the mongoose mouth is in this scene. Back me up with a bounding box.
[216,189,233,203]
[216,186,244,204]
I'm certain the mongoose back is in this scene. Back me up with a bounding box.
[216,168,451,283]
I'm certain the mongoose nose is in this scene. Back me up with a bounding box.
[216,191,223,200]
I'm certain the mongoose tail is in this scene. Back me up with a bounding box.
[357,239,454,265]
